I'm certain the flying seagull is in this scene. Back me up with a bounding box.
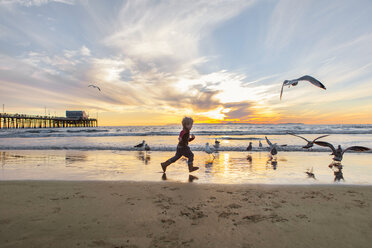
[305,167,316,179]
[288,133,330,149]
[88,84,101,91]
[280,75,326,100]
[314,141,370,162]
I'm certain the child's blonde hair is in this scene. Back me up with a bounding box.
[182,117,194,129]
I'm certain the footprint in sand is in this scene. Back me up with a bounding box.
[241,214,288,224]
[161,218,175,225]
[226,203,242,209]
[218,211,238,218]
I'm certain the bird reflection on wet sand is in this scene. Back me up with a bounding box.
[329,163,344,182]
[246,155,252,166]
[266,157,278,170]
[136,151,151,165]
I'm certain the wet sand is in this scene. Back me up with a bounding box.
[0,181,371,248]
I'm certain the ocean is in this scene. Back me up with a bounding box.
[1,124,371,184]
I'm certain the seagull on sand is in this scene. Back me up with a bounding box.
[205,143,215,158]
[144,144,151,151]
[288,133,330,149]
[314,141,370,162]
[246,142,252,151]
[88,84,101,91]
[134,140,145,148]
[280,75,326,100]
[265,136,278,156]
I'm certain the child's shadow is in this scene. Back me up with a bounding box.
[161,173,199,183]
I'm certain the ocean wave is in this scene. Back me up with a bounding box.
[0,145,371,153]
[0,129,372,138]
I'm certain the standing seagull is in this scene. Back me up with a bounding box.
[246,142,252,151]
[280,75,326,100]
[314,141,370,162]
[265,136,278,156]
[288,133,330,149]
[88,84,101,91]
[134,140,146,148]
[144,144,151,151]
[213,139,220,150]
[205,142,215,158]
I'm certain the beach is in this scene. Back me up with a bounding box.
[1,181,371,248]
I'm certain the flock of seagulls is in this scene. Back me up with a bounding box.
[199,131,370,181]
[103,73,369,182]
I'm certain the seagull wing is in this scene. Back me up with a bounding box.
[342,146,370,155]
[287,132,309,142]
[314,141,336,154]
[312,134,330,142]
[297,75,326,90]
[88,85,95,88]
[280,82,285,100]
[97,86,101,91]
[265,136,273,147]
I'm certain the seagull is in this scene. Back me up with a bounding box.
[280,75,326,100]
[305,167,316,179]
[265,136,278,156]
[259,140,262,148]
[134,140,145,148]
[314,141,370,162]
[246,142,252,151]
[144,144,151,151]
[205,143,215,158]
[88,84,101,91]
[205,143,214,154]
[213,139,220,150]
[288,133,330,149]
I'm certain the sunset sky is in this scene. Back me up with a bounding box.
[0,0,371,125]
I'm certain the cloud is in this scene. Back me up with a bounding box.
[1,0,372,124]
[0,0,75,7]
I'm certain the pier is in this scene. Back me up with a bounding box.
[0,113,98,129]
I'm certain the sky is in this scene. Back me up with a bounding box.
[0,0,371,125]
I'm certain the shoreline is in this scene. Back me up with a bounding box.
[1,179,372,186]
[1,181,371,247]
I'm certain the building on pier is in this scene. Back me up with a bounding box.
[0,111,98,129]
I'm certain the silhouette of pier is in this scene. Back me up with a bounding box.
[0,113,98,129]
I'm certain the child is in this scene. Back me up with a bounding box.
[161,117,199,173]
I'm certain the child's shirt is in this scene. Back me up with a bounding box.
[178,129,195,147]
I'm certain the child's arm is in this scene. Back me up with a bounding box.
[178,130,186,142]
[189,134,195,142]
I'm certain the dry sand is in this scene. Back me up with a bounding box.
[0,181,371,248]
